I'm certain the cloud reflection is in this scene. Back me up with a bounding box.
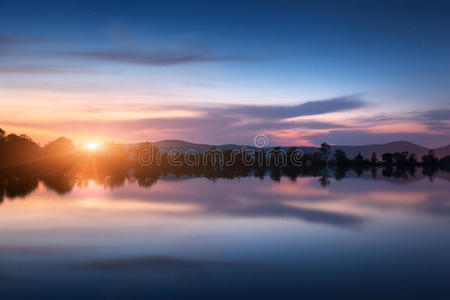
[79,256,243,271]
[1,171,450,230]
[229,204,363,227]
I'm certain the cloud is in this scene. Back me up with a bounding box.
[420,110,450,121]
[61,49,253,66]
[1,116,345,146]
[0,34,29,46]
[9,95,447,148]
[221,96,365,120]
[0,65,97,74]
[355,110,450,133]
[0,245,93,254]
[1,96,359,144]
[417,109,450,132]
[237,120,348,131]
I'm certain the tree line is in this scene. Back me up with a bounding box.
[316,142,449,167]
[0,129,449,179]
[1,130,449,202]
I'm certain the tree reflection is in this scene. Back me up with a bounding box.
[1,176,39,199]
[0,164,446,203]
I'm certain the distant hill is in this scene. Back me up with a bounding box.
[436,145,450,158]
[153,140,256,153]
[126,140,450,159]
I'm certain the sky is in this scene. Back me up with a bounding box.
[0,0,449,147]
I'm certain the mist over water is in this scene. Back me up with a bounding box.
[1,173,450,299]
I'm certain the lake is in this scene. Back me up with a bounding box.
[1,170,450,299]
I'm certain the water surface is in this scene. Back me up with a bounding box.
[1,172,450,299]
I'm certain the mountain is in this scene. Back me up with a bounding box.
[153,140,215,153]
[436,145,450,158]
[153,140,255,153]
[127,140,450,159]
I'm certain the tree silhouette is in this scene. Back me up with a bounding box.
[0,128,448,193]
[422,150,439,166]
[43,137,76,155]
[382,153,394,165]
[334,149,348,165]
[319,143,331,163]
[371,152,377,164]
[393,152,409,165]
[408,153,418,165]
[353,152,364,165]
[0,133,40,169]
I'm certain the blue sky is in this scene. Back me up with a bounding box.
[0,0,449,147]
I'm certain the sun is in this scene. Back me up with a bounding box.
[84,142,99,151]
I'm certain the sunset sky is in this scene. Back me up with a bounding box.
[1,0,449,147]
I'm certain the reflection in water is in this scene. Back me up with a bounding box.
[0,166,448,200]
[78,256,244,271]
[0,170,450,299]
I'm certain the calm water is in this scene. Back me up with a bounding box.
[1,172,450,299]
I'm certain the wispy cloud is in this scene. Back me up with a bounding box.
[0,65,97,74]
[421,109,450,121]
[350,109,450,136]
[236,120,348,131]
[417,109,450,132]
[0,34,29,46]
[61,49,254,66]
[1,97,359,144]
[221,96,365,120]
[6,95,449,147]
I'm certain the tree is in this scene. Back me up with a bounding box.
[318,175,330,187]
[319,143,331,163]
[333,149,348,165]
[371,152,377,164]
[286,147,300,168]
[1,133,40,168]
[422,150,439,166]
[39,137,77,173]
[0,128,5,146]
[440,155,450,172]
[394,151,408,165]
[353,152,364,165]
[0,128,5,167]
[43,137,76,155]
[408,153,418,165]
[440,155,450,165]
[382,153,394,165]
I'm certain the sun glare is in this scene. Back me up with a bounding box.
[84,142,99,151]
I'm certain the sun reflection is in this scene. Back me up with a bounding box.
[88,179,95,187]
